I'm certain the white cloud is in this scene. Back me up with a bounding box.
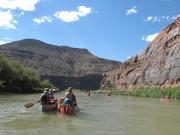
[127,56,133,59]
[78,6,92,17]
[3,37,11,40]
[54,5,92,23]
[18,11,24,17]
[33,16,53,24]
[172,14,180,20]
[144,16,160,23]
[0,40,7,45]
[0,37,11,45]
[0,0,39,11]
[126,6,137,15]
[54,11,79,23]
[144,16,171,23]
[0,10,17,29]
[0,1,39,29]
[161,16,169,20]
[142,33,159,42]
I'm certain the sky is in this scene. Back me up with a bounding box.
[0,0,180,62]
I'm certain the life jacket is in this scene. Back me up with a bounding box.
[41,94,48,104]
[41,93,51,104]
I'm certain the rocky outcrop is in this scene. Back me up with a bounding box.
[101,17,180,89]
[0,39,121,90]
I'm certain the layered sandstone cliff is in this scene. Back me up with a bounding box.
[0,39,120,90]
[101,17,180,89]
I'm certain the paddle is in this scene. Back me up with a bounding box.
[24,100,40,108]
[74,103,79,112]
[24,89,48,108]
[76,105,79,112]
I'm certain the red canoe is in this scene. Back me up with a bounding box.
[58,104,75,114]
[42,103,57,112]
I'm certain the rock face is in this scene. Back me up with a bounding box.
[101,17,180,89]
[0,39,120,90]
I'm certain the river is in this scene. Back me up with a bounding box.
[0,92,180,135]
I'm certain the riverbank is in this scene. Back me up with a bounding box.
[95,87,180,99]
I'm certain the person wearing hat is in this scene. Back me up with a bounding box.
[49,88,55,99]
[48,88,58,104]
[39,88,49,104]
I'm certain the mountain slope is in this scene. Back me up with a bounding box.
[100,17,180,89]
[0,39,120,90]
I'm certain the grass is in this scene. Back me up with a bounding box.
[95,87,180,99]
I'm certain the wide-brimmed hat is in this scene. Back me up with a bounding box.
[52,88,56,92]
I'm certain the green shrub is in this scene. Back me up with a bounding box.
[0,55,54,93]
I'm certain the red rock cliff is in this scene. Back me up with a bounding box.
[100,17,180,89]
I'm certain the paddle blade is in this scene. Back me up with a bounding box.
[24,103,35,108]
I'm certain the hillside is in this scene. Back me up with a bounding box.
[100,17,180,90]
[0,39,120,90]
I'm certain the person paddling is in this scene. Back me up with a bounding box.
[39,89,50,105]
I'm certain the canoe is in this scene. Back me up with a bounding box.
[42,103,57,112]
[57,104,75,114]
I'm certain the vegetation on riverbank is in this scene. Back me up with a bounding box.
[0,55,53,93]
[95,87,180,99]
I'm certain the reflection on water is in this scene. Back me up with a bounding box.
[0,93,180,135]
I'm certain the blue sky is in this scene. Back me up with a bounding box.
[0,0,179,61]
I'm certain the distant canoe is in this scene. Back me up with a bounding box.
[42,103,57,112]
